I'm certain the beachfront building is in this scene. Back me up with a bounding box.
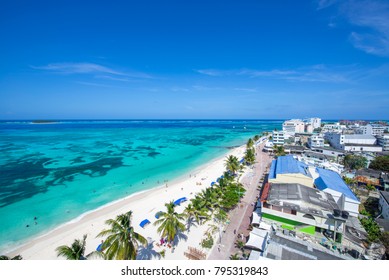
[308,134,325,148]
[377,135,389,151]
[268,155,314,188]
[282,119,305,137]
[268,155,360,217]
[260,182,346,240]
[358,124,386,136]
[272,130,286,145]
[379,191,389,220]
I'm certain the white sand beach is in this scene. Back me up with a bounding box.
[7,145,247,260]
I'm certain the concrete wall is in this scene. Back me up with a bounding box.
[269,173,313,188]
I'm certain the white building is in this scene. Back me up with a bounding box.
[359,124,386,136]
[282,119,305,136]
[322,123,345,133]
[308,134,324,148]
[272,130,285,145]
[304,117,321,129]
[324,133,382,152]
[377,134,389,151]
[379,191,389,220]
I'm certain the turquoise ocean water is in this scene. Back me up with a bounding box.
[0,120,281,253]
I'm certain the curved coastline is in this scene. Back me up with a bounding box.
[4,143,247,259]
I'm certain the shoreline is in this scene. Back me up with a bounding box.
[5,144,247,259]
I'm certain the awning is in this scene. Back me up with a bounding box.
[139,219,150,228]
[245,232,268,251]
[251,227,269,238]
[251,211,261,225]
[258,222,271,231]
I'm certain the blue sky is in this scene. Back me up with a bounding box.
[1,0,389,119]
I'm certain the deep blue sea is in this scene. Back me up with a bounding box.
[0,120,282,253]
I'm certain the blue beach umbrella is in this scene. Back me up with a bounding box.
[173,197,187,206]
[140,219,150,228]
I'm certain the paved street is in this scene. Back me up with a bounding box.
[208,141,272,260]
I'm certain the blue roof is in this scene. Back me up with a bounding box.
[269,160,277,179]
[315,168,359,202]
[139,219,150,228]
[269,156,311,179]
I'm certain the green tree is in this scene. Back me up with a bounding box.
[369,156,389,172]
[0,255,22,260]
[56,234,88,260]
[230,253,240,260]
[253,135,260,142]
[154,201,186,244]
[198,188,220,212]
[274,145,286,157]
[247,138,254,149]
[244,147,256,165]
[97,211,147,260]
[189,197,210,224]
[225,155,240,175]
[343,154,368,170]
[359,217,381,243]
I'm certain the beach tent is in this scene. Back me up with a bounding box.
[245,232,268,251]
[173,197,187,206]
[251,211,261,225]
[139,219,150,228]
[251,227,269,238]
[248,250,269,260]
[258,222,271,231]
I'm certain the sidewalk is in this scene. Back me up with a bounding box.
[207,142,272,260]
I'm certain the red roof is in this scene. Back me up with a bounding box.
[260,183,271,202]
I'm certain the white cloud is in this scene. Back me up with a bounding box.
[318,0,389,56]
[196,65,353,83]
[31,62,152,79]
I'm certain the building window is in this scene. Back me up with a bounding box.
[291,209,297,215]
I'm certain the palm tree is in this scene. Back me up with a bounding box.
[56,234,88,260]
[198,188,219,212]
[0,255,22,260]
[253,135,260,142]
[247,138,254,149]
[230,253,240,260]
[274,145,286,157]
[183,203,197,232]
[244,147,256,166]
[97,211,147,260]
[235,240,245,252]
[190,197,210,224]
[225,155,240,176]
[154,201,186,244]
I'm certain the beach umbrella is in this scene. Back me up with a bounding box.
[155,211,163,219]
[139,219,150,228]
